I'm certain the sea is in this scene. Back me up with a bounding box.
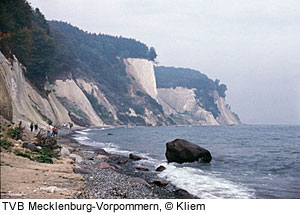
[73,125,300,199]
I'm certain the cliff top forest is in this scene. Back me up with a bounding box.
[1,0,230,122]
[0,0,156,91]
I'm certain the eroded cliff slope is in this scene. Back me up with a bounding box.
[0,52,104,127]
[155,66,241,125]
[0,1,241,127]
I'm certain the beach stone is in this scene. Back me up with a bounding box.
[74,167,91,174]
[96,155,109,160]
[165,139,212,164]
[60,147,70,157]
[128,177,150,186]
[136,167,149,171]
[20,131,31,141]
[153,178,168,187]
[174,189,195,199]
[129,153,146,161]
[22,141,39,152]
[82,151,94,160]
[94,148,109,155]
[98,162,116,170]
[117,158,128,165]
[155,165,166,172]
[70,154,83,163]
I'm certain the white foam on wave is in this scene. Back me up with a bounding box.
[159,164,255,199]
[82,128,92,132]
[102,146,132,156]
[75,130,89,135]
[73,136,90,141]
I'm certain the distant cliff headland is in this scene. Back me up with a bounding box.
[0,0,240,127]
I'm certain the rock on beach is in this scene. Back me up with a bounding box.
[129,153,146,161]
[165,139,212,164]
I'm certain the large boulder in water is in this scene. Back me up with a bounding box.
[165,139,212,163]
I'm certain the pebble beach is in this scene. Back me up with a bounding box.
[59,129,195,199]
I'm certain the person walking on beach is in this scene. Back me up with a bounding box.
[55,127,58,136]
[30,122,33,132]
[34,123,38,131]
[51,126,56,136]
[69,122,73,130]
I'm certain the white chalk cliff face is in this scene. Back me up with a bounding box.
[124,58,158,99]
[0,53,13,121]
[1,52,240,127]
[157,87,219,125]
[76,78,118,120]
[124,57,240,125]
[0,52,104,127]
[1,52,58,127]
[216,96,241,125]
[50,79,104,126]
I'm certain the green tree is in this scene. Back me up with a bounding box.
[148,47,157,61]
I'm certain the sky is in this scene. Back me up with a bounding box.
[27,0,300,125]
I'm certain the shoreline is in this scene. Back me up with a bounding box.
[59,128,196,199]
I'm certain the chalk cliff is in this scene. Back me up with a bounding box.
[124,58,158,100]
[1,52,240,127]
[76,78,118,121]
[0,52,104,128]
[154,66,241,125]
[157,87,219,125]
[215,96,241,125]
[0,3,241,127]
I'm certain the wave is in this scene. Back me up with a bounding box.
[73,136,90,141]
[75,130,89,135]
[159,164,255,199]
[73,127,256,198]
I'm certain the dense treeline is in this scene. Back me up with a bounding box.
[155,66,227,117]
[0,0,156,90]
[0,0,55,87]
[0,0,165,125]
[49,21,156,93]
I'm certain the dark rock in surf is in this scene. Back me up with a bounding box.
[94,148,109,155]
[174,189,195,199]
[153,178,168,187]
[136,167,149,171]
[129,153,146,161]
[155,165,166,172]
[165,139,212,164]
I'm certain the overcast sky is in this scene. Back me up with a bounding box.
[28,0,300,125]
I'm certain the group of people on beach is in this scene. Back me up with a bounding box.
[29,122,58,137]
[29,122,38,132]
[28,121,74,137]
[49,126,58,136]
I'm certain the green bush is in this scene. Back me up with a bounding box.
[39,147,58,159]
[7,128,20,139]
[36,155,53,164]
[0,139,12,150]
[14,151,33,160]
